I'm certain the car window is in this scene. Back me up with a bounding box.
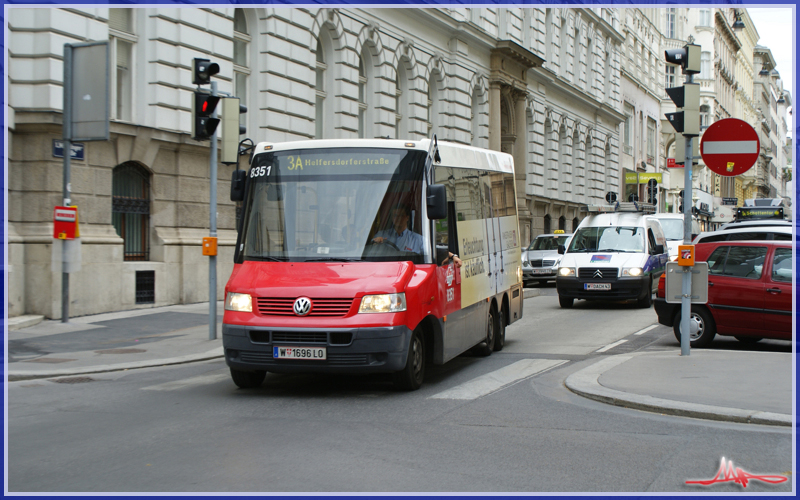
[773,233,792,241]
[727,232,768,241]
[720,246,768,279]
[697,234,728,244]
[647,228,658,254]
[706,246,729,275]
[771,248,792,282]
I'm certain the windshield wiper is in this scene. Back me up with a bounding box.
[597,248,637,253]
[249,256,288,262]
[303,257,364,262]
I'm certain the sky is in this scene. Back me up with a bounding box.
[748,8,795,104]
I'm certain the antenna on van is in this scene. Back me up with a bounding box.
[424,134,441,184]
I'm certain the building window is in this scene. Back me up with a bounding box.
[699,9,711,27]
[112,162,151,261]
[358,56,367,138]
[700,104,710,130]
[665,65,676,90]
[315,43,326,139]
[233,9,250,132]
[646,118,656,164]
[471,86,482,146]
[109,8,135,122]
[700,51,711,79]
[428,72,442,136]
[395,63,410,139]
[623,103,634,154]
[666,8,676,39]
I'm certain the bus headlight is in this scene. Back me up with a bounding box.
[359,293,407,313]
[558,267,575,277]
[225,292,252,312]
[622,267,643,277]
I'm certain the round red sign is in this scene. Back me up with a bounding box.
[699,118,760,177]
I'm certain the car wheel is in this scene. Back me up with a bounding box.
[493,307,506,352]
[559,295,574,309]
[637,278,653,308]
[474,307,496,356]
[230,368,266,389]
[672,306,716,348]
[393,328,426,391]
[734,336,763,344]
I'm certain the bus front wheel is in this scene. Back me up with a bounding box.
[393,328,426,391]
[230,368,266,389]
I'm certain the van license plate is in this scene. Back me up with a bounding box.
[273,346,327,360]
[532,269,552,274]
[585,283,611,290]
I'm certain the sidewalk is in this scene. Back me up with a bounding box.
[5,299,794,427]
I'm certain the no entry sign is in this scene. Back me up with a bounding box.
[700,118,759,176]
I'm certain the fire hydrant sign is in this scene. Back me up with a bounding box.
[700,118,759,177]
[54,206,78,239]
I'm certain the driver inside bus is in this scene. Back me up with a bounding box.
[372,203,424,254]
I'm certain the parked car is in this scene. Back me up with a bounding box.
[692,226,792,245]
[718,218,792,230]
[654,240,792,347]
[522,231,572,285]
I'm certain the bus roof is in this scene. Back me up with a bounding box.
[252,138,515,175]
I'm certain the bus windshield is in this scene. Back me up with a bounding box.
[238,147,427,263]
[567,226,645,253]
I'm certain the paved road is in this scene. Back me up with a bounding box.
[7,297,793,493]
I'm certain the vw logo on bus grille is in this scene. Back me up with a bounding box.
[293,297,312,316]
[593,269,604,278]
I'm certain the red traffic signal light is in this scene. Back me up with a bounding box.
[193,58,220,85]
[192,92,220,141]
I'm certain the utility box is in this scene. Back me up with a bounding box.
[664,262,708,304]
[53,206,78,240]
[202,237,218,256]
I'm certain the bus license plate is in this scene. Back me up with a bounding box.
[273,346,327,360]
[585,283,611,290]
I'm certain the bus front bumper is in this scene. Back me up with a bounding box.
[222,323,412,374]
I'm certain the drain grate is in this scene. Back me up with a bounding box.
[94,348,147,355]
[49,376,95,384]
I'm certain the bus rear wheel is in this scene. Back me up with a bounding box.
[493,306,506,352]
[393,328,426,391]
[475,307,496,356]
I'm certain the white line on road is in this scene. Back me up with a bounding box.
[595,339,628,353]
[429,359,567,400]
[141,372,230,391]
[633,324,659,336]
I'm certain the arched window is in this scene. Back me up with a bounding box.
[112,162,151,261]
[558,215,566,231]
[315,29,335,139]
[233,9,250,132]
[395,62,410,139]
[543,214,552,234]
[471,84,484,146]
[358,50,376,138]
[572,217,580,231]
[428,72,442,136]
[560,13,569,79]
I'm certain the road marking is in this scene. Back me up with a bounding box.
[141,372,229,391]
[429,359,567,400]
[633,324,659,336]
[595,339,628,353]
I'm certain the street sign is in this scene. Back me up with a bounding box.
[667,158,677,168]
[722,197,738,206]
[665,262,708,304]
[700,118,759,177]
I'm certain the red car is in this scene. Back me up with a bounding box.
[654,240,792,347]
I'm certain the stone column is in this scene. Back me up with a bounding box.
[513,91,531,226]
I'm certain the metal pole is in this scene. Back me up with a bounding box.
[679,75,695,356]
[209,81,218,340]
[62,44,73,323]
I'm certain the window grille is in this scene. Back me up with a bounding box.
[112,162,150,261]
[136,270,155,304]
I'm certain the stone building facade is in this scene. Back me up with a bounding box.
[7,6,627,318]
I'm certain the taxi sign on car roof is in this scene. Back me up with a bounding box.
[554,230,565,234]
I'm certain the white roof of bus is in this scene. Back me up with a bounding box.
[252,138,515,175]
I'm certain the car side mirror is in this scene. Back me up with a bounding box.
[654,244,665,255]
[557,244,565,255]
[230,169,247,202]
[427,184,447,220]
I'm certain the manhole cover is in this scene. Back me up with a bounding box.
[49,377,95,384]
[94,348,147,355]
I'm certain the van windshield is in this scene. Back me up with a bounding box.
[657,219,684,241]
[568,226,645,253]
[238,148,427,263]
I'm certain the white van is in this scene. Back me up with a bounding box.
[649,213,701,261]
[555,203,668,309]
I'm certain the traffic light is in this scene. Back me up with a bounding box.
[192,92,220,141]
[628,193,639,202]
[221,97,248,164]
[679,189,685,213]
[665,43,701,137]
[646,178,658,205]
[674,134,699,166]
[193,58,220,85]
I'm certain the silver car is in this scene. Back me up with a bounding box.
[522,232,572,285]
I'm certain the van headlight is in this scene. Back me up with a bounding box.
[558,267,575,277]
[359,293,407,313]
[622,267,643,277]
[225,292,252,312]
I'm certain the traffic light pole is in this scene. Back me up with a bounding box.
[679,74,695,357]
[209,81,218,341]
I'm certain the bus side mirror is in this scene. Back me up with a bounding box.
[427,184,447,220]
[435,245,450,266]
[230,169,247,202]
[557,244,565,255]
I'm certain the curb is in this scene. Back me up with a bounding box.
[564,354,793,427]
[523,288,541,299]
[7,315,45,331]
[8,347,225,381]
